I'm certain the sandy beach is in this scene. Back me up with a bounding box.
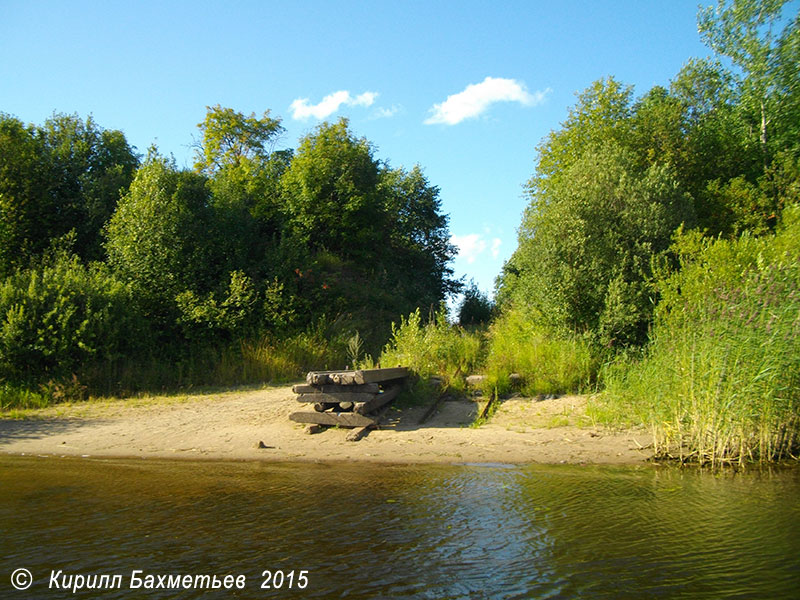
[0,385,653,465]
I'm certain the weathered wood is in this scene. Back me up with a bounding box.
[305,370,341,385]
[419,390,449,425]
[338,401,354,411]
[304,424,326,435]
[313,402,337,412]
[296,392,378,404]
[353,367,408,385]
[354,384,402,415]
[345,425,371,442]
[292,383,380,395]
[478,394,498,422]
[289,411,376,428]
[307,367,409,387]
[345,403,394,442]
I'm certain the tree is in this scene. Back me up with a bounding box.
[380,165,459,307]
[458,281,494,327]
[505,143,695,348]
[194,104,283,176]
[699,0,800,162]
[104,151,216,324]
[0,113,138,274]
[281,118,385,259]
[0,115,51,275]
[41,113,139,260]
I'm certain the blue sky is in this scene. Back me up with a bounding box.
[1,0,715,299]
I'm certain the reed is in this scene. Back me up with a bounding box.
[594,207,800,465]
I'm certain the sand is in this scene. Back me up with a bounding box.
[0,385,653,465]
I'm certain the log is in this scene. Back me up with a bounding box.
[353,384,402,415]
[289,411,377,428]
[307,367,409,387]
[353,367,408,385]
[292,383,380,395]
[296,392,378,404]
[346,403,394,442]
[305,370,340,385]
[304,424,326,434]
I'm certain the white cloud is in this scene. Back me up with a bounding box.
[450,233,487,264]
[491,237,502,258]
[370,104,402,119]
[290,90,378,120]
[425,77,550,125]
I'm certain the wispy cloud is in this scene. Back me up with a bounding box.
[425,77,550,125]
[290,90,378,120]
[450,233,487,264]
[490,237,502,258]
[370,104,402,119]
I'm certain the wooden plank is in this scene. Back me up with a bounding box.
[346,403,394,442]
[306,367,409,387]
[297,392,378,404]
[419,386,449,425]
[292,383,380,395]
[354,384,403,415]
[289,411,376,428]
[353,367,408,385]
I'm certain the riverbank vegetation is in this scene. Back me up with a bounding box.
[1,1,798,464]
[381,0,800,464]
[0,112,457,406]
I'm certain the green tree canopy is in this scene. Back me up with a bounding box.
[0,113,138,273]
[104,151,216,320]
[503,143,695,348]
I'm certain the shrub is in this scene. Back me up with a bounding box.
[0,253,145,390]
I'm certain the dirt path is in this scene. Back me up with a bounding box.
[0,385,653,465]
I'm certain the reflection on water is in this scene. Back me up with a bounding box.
[1,456,799,599]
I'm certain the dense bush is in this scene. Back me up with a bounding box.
[0,253,145,389]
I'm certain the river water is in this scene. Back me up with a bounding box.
[1,456,798,599]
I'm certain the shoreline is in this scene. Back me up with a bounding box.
[0,384,654,466]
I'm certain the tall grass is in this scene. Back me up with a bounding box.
[1,327,349,409]
[484,306,598,397]
[595,206,800,465]
[380,307,485,395]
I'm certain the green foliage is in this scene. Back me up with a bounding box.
[104,151,217,311]
[380,308,485,394]
[0,252,144,389]
[506,142,695,348]
[194,104,284,176]
[457,281,495,327]
[597,204,800,464]
[0,113,137,275]
[483,306,597,397]
[281,119,383,258]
